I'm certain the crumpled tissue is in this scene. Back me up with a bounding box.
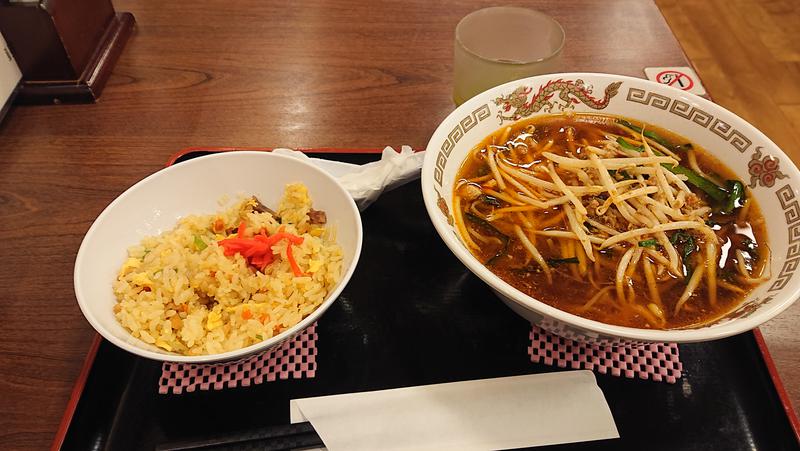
[271,146,423,211]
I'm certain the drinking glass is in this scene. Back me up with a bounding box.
[453,7,565,105]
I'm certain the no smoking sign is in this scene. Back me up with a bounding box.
[657,70,693,90]
[644,66,707,97]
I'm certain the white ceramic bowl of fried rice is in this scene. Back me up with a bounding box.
[75,151,362,362]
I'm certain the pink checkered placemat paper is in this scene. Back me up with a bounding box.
[529,325,683,383]
[159,323,318,394]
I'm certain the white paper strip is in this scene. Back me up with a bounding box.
[290,370,618,451]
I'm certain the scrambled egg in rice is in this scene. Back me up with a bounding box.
[112,183,343,355]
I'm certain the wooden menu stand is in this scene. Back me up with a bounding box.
[0,0,134,104]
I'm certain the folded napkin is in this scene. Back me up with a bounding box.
[290,371,618,451]
[272,146,423,210]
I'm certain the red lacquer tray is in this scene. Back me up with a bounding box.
[54,147,799,451]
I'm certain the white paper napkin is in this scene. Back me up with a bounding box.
[290,370,619,451]
[271,146,423,210]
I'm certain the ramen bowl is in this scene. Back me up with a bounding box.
[75,151,363,362]
[422,73,800,343]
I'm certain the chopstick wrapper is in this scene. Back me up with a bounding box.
[289,370,619,451]
[272,146,424,210]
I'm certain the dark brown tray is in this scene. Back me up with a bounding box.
[54,147,800,451]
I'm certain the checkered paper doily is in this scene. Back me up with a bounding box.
[529,325,683,383]
[159,323,317,394]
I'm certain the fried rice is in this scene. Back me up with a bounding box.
[112,183,343,356]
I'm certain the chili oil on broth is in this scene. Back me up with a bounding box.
[452,113,768,330]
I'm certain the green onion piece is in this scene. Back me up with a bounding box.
[465,213,510,266]
[465,213,506,237]
[721,180,745,214]
[193,235,208,251]
[546,257,580,266]
[616,137,729,202]
[638,239,658,248]
[681,241,695,271]
[608,168,633,180]
[618,119,643,133]
[739,236,759,261]
[665,165,729,203]
[617,119,672,148]
[669,230,696,277]
[670,230,691,245]
[481,194,501,207]
[616,137,643,152]
[255,334,263,340]
[740,236,757,253]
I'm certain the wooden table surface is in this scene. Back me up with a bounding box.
[0,1,795,449]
